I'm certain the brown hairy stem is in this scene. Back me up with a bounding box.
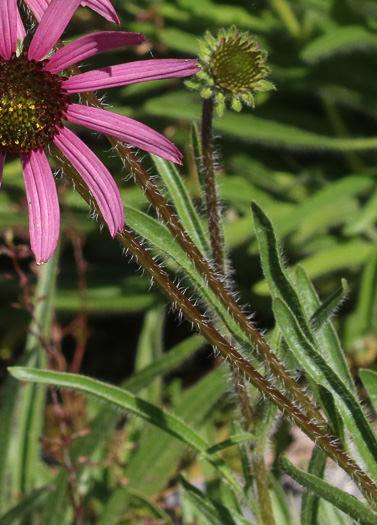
[57,51,327,430]
[53,153,377,506]
[80,90,326,429]
[201,96,225,275]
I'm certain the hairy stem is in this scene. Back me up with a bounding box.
[251,454,276,525]
[55,153,377,506]
[201,96,224,275]
[58,50,326,433]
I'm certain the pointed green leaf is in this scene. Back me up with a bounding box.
[273,297,377,480]
[152,155,211,257]
[180,476,255,525]
[281,456,377,525]
[0,485,53,525]
[301,26,377,64]
[295,266,354,391]
[360,369,377,416]
[301,446,327,525]
[252,201,316,345]
[8,367,243,495]
[205,434,255,455]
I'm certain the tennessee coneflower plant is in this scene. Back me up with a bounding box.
[0,0,199,264]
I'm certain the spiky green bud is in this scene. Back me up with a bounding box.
[187,26,274,116]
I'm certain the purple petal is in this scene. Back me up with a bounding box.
[23,0,48,22]
[21,149,60,264]
[53,126,124,237]
[25,0,119,23]
[0,0,18,59]
[80,0,119,24]
[44,32,146,74]
[65,104,183,164]
[28,0,82,62]
[16,9,26,43]
[0,152,6,188]
[62,59,200,93]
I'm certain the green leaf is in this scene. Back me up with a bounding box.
[295,266,354,391]
[152,154,211,257]
[40,470,70,525]
[0,252,59,512]
[145,93,377,152]
[180,476,255,525]
[352,249,377,337]
[281,455,377,525]
[301,26,377,64]
[317,385,345,444]
[360,369,377,416]
[301,446,327,525]
[273,297,377,481]
[124,206,260,362]
[309,278,349,331]
[124,367,228,497]
[251,201,316,345]
[344,188,377,236]
[8,367,243,495]
[205,434,255,455]
[0,486,53,525]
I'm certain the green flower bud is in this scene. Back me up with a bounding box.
[187,25,274,116]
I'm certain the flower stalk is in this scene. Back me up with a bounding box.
[74,81,327,430]
[201,95,225,275]
[50,148,377,505]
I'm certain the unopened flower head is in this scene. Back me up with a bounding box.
[0,0,199,264]
[187,26,274,116]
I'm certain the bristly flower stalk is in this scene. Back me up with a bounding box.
[189,27,275,275]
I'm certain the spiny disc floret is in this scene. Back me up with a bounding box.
[210,36,265,95]
[0,49,70,155]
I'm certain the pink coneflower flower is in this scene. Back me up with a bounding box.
[23,0,120,24]
[0,0,199,264]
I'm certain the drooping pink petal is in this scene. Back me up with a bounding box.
[80,0,119,24]
[24,0,119,23]
[44,32,146,74]
[62,59,200,93]
[16,9,26,43]
[28,0,82,62]
[53,126,124,237]
[65,104,183,164]
[21,149,60,264]
[23,0,47,22]
[0,152,6,188]
[0,0,18,60]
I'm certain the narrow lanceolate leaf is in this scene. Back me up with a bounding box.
[301,446,327,525]
[310,279,349,332]
[360,369,377,416]
[353,249,377,338]
[295,266,354,391]
[301,26,377,64]
[180,476,255,525]
[124,367,228,498]
[252,201,316,345]
[205,434,255,455]
[0,252,59,512]
[145,93,377,152]
[8,368,243,495]
[273,297,377,481]
[0,485,53,525]
[280,456,377,525]
[124,206,259,361]
[152,154,211,257]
